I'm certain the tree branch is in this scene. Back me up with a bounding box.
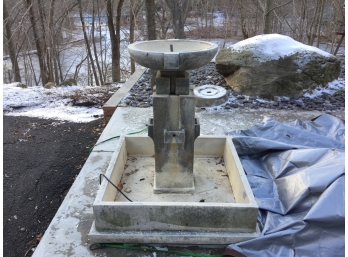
[266,0,292,15]
[257,0,265,11]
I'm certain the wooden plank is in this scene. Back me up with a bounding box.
[102,68,147,120]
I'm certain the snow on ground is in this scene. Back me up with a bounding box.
[3,82,121,123]
[303,78,345,98]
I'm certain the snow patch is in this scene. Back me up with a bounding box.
[3,84,120,123]
[230,34,332,62]
[303,79,345,98]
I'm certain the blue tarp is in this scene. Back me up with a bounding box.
[224,114,345,257]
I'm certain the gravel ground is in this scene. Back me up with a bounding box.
[119,54,345,112]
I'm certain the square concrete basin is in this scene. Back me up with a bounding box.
[89,135,260,245]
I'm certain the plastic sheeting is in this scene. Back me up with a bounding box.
[224,114,345,257]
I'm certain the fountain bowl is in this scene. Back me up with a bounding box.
[128,39,218,71]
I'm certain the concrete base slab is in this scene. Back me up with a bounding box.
[88,221,261,246]
[33,106,344,257]
[90,135,259,241]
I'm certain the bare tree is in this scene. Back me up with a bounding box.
[3,0,21,82]
[129,0,144,74]
[315,0,325,47]
[106,0,125,82]
[78,0,100,85]
[25,0,49,85]
[145,0,156,40]
[91,0,104,85]
[145,0,157,89]
[155,1,171,39]
[257,0,292,34]
[262,0,274,34]
[164,0,190,39]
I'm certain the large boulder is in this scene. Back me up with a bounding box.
[215,34,341,98]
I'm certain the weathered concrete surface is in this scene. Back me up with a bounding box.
[91,136,258,244]
[150,93,197,193]
[194,85,228,107]
[33,107,344,256]
[88,225,261,245]
[215,34,341,98]
[128,40,218,71]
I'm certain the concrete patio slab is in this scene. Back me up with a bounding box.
[33,107,344,257]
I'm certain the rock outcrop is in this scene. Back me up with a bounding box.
[44,82,56,89]
[215,34,341,98]
[60,78,77,86]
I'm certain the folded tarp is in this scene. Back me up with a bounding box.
[224,114,345,257]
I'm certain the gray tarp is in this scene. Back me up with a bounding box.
[224,114,345,257]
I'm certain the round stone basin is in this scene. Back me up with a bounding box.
[128,39,218,71]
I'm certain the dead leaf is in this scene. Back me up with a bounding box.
[117,182,123,190]
[36,233,42,241]
[24,248,32,257]
[24,233,43,257]
[129,157,137,162]
[125,169,138,176]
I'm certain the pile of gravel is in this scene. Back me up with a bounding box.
[120,57,345,112]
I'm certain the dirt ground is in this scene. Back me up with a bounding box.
[3,115,105,257]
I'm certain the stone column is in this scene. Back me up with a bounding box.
[148,70,200,194]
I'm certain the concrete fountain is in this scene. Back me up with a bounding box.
[88,39,260,246]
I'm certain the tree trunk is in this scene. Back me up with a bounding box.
[78,0,100,85]
[130,0,144,74]
[315,0,325,48]
[91,1,104,85]
[3,0,21,82]
[308,0,321,45]
[130,5,136,74]
[48,0,60,85]
[37,0,53,83]
[107,0,115,80]
[97,0,106,82]
[106,0,124,82]
[145,0,156,40]
[263,0,274,34]
[145,0,157,89]
[26,0,48,86]
[165,0,190,39]
[115,0,124,81]
[238,1,248,39]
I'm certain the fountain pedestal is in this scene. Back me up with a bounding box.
[149,92,200,193]
[148,69,200,193]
